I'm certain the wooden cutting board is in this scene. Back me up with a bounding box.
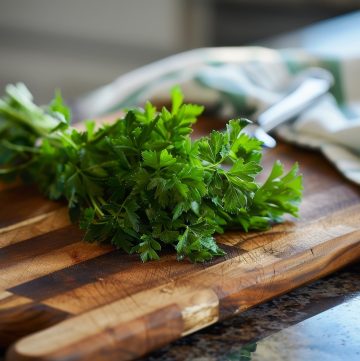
[1,126,360,361]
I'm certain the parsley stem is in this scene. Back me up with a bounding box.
[98,196,107,206]
[0,158,35,174]
[1,140,40,154]
[0,103,50,138]
[89,195,104,217]
[53,131,78,150]
[83,161,118,172]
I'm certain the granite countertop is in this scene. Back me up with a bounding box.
[142,262,360,361]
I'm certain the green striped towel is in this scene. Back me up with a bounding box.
[75,47,360,185]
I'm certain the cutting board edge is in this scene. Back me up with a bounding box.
[5,230,360,361]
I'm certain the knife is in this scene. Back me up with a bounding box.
[241,68,334,147]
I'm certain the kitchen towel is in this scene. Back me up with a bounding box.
[75,47,360,185]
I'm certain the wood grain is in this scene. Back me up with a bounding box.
[0,186,61,229]
[0,207,70,248]
[6,225,360,361]
[0,130,359,361]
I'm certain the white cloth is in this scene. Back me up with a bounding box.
[75,47,360,185]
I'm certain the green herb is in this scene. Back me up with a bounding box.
[0,83,302,262]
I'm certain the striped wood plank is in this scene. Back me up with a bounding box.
[0,137,359,361]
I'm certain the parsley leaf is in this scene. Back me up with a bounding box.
[0,83,303,262]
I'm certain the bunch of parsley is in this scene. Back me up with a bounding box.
[0,83,302,262]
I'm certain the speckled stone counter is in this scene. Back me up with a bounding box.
[141,262,360,361]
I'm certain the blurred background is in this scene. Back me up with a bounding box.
[0,0,359,103]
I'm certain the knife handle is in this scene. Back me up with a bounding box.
[257,68,334,133]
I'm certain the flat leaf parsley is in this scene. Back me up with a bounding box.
[0,84,302,262]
